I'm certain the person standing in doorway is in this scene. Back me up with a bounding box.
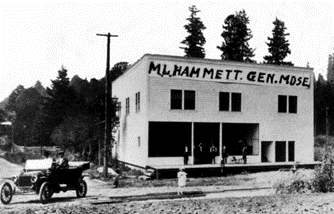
[184,145,189,165]
[222,145,228,165]
[242,143,248,164]
[197,143,203,164]
[210,142,217,164]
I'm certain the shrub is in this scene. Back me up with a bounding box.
[315,136,327,147]
[314,146,324,161]
[312,163,334,193]
[274,170,312,194]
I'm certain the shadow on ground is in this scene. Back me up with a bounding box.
[91,191,205,205]
[10,196,95,205]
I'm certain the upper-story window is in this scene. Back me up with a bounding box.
[289,96,298,113]
[126,97,130,114]
[219,92,242,112]
[231,93,242,112]
[135,92,140,113]
[219,92,229,111]
[171,90,195,110]
[171,90,182,110]
[184,90,195,110]
[278,95,297,113]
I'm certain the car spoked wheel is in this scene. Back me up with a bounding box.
[0,182,13,205]
[39,182,53,204]
[76,179,87,198]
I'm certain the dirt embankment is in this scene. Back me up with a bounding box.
[0,157,23,179]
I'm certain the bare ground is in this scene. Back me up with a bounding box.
[1,191,334,214]
[1,158,333,213]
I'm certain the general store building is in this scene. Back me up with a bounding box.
[112,54,314,170]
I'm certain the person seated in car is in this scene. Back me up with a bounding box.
[43,150,51,159]
[56,151,69,169]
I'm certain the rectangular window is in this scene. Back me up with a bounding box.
[278,95,297,113]
[289,96,297,113]
[275,141,286,162]
[135,93,137,112]
[116,102,121,117]
[184,90,195,110]
[149,122,192,157]
[288,141,295,162]
[138,136,141,147]
[126,97,130,114]
[171,90,182,110]
[219,92,230,111]
[135,92,140,112]
[278,95,287,113]
[231,93,242,112]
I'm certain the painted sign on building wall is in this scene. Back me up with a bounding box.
[147,61,311,88]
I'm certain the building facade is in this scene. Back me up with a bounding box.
[113,54,314,168]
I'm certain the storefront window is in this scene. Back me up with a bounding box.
[149,122,191,157]
[222,123,259,156]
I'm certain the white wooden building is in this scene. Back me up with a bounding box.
[112,54,314,169]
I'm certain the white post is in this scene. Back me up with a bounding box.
[219,123,223,164]
[190,122,194,165]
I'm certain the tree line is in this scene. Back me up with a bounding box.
[181,5,292,65]
[1,62,128,160]
[315,52,334,136]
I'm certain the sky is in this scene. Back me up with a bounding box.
[1,1,333,102]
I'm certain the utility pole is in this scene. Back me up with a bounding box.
[97,33,118,178]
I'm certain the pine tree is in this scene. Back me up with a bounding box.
[44,67,76,124]
[217,10,255,62]
[180,5,206,58]
[6,85,25,112]
[264,18,293,66]
[326,51,334,83]
[34,80,47,97]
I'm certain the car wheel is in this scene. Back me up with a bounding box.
[39,182,53,204]
[76,179,87,198]
[0,182,13,205]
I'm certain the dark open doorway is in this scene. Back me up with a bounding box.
[222,123,259,157]
[261,141,274,162]
[275,141,286,162]
[194,123,219,165]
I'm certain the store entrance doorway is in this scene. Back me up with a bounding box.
[193,123,219,165]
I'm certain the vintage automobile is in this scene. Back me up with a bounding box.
[0,159,90,204]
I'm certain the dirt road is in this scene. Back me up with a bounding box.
[1,158,334,213]
[1,180,334,214]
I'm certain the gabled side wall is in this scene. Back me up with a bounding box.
[113,57,148,168]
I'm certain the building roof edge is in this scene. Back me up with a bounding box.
[113,53,314,83]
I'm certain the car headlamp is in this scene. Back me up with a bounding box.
[13,176,18,183]
[31,175,38,183]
